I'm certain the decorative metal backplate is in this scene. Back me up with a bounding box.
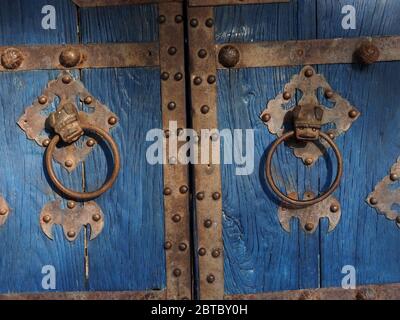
[279,192,341,233]
[0,196,10,228]
[18,71,118,172]
[367,157,400,227]
[260,65,360,165]
[40,200,104,241]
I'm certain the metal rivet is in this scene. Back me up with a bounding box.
[193,76,202,85]
[169,157,177,165]
[42,215,51,223]
[304,158,314,166]
[212,192,221,200]
[390,173,399,181]
[173,268,182,277]
[207,75,216,84]
[167,101,176,111]
[1,48,23,69]
[161,72,170,81]
[204,219,212,228]
[328,132,335,140]
[92,214,101,222]
[42,139,50,147]
[261,113,271,122]
[206,274,215,283]
[325,90,334,99]
[164,187,172,196]
[0,208,7,216]
[330,204,339,213]
[211,249,221,258]
[179,185,188,194]
[38,95,48,104]
[67,231,76,238]
[348,109,358,119]
[86,139,96,147]
[283,92,291,100]
[196,192,205,200]
[190,19,199,27]
[369,197,378,205]
[174,72,183,81]
[84,96,93,104]
[198,49,207,59]
[305,69,314,77]
[179,243,187,251]
[175,15,183,23]
[164,241,172,250]
[297,49,304,56]
[59,48,81,68]
[168,47,177,55]
[172,214,181,223]
[64,159,74,168]
[158,15,166,24]
[305,223,314,231]
[396,217,400,224]
[201,105,210,114]
[108,116,118,125]
[356,43,380,65]
[198,248,206,256]
[218,45,240,68]
[62,75,72,84]
[67,201,76,209]
[205,18,214,28]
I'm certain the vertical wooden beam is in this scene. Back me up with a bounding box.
[187,6,224,300]
[159,2,192,299]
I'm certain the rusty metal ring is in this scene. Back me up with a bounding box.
[45,124,120,201]
[265,131,343,207]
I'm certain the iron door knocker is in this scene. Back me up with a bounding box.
[261,66,359,233]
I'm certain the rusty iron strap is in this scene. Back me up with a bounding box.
[159,3,192,300]
[188,6,224,300]
[225,283,400,300]
[189,0,289,6]
[0,43,159,72]
[72,0,181,6]
[216,36,400,69]
[0,290,166,300]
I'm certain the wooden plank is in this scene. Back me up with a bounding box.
[73,0,179,7]
[0,0,85,293]
[317,0,400,289]
[214,1,320,295]
[79,4,166,291]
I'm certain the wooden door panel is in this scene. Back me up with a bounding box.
[316,0,400,288]
[79,4,165,292]
[0,0,86,293]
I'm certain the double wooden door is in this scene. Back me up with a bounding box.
[0,0,400,300]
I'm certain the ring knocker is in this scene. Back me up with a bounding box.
[45,102,120,201]
[265,104,343,207]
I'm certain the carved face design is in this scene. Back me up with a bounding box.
[47,102,83,144]
[292,104,324,141]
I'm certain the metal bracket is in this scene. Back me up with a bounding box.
[279,192,341,233]
[367,157,400,227]
[18,71,118,172]
[261,65,360,165]
[40,200,104,242]
[0,196,10,228]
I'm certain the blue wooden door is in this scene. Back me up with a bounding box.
[0,0,189,298]
[198,0,400,298]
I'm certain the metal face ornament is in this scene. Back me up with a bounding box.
[261,66,359,233]
[18,71,120,241]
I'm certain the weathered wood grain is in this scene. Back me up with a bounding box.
[0,0,85,293]
[215,1,321,294]
[80,5,166,291]
[317,0,400,289]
